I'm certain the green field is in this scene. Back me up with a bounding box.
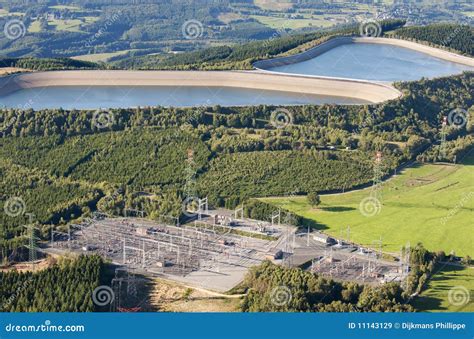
[262,153,474,257]
[250,15,327,29]
[48,17,99,32]
[28,20,42,33]
[27,16,100,33]
[0,9,24,17]
[71,50,133,63]
[49,5,81,11]
[413,264,474,312]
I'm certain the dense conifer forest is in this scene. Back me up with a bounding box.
[0,255,103,312]
[390,23,473,56]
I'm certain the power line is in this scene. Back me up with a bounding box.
[439,116,448,161]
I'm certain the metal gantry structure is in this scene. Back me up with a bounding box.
[270,209,281,227]
[400,242,411,291]
[27,223,38,263]
[371,151,384,202]
[23,213,39,264]
[124,208,146,218]
[282,212,295,268]
[439,116,448,161]
[184,148,197,201]
[234,205,244,220]
[197,197,209,221]
[50,224,71,250]
[60,214,266,277]
[111,268,142,312]
[371,237,383,259]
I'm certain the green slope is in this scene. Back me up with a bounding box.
[261,152,474,257]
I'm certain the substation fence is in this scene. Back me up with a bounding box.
[51,214,261,276]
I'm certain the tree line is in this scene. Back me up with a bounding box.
[0,255,104,312]
[240,243,444,312]
[391,23,473,56]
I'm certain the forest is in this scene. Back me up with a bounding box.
[390,23,473,56]
[0,255,104,312]
[0,57,99,70]
[114,19,405,70]
[0,0,277,58]
[2,21,470,72]
[0,72,472,261]
[0,160,100,262]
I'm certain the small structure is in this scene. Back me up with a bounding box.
[265,249,283,260]
[215,215,234,226]
[312,232,336,246]
[218,239,235,246]
[156,261,167,268]
[82,245,93,251]
[136,227,149,236]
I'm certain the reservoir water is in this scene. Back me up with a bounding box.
[0,43,472,109]
[0,85,369,110]
[265,43,473,81]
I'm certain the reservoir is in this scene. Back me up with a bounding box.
[264,42,474,82]
[0,85,370,110]
[2,37,472,110]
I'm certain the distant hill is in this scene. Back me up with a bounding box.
[391,24,473,56]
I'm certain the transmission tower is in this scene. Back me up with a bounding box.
[282,213,295,268]
[197,197,209,220]
[270,210,281,227]
[439,116,448,161]
[371,236,383,259]
[400,242,411,291]
[126,272,138,298]
[370,151,383,202]
[26,223,38,263]
[184,149,197,199]
[112,278,122,312]
[234,205,244,220]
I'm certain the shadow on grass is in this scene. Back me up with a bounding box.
[100,263,157,312]
[319,206,356,212]
[299,216,328,231]
[412,264,471,312]
[412,295,445,312]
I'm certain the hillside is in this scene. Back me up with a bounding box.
[261,151,474,257]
